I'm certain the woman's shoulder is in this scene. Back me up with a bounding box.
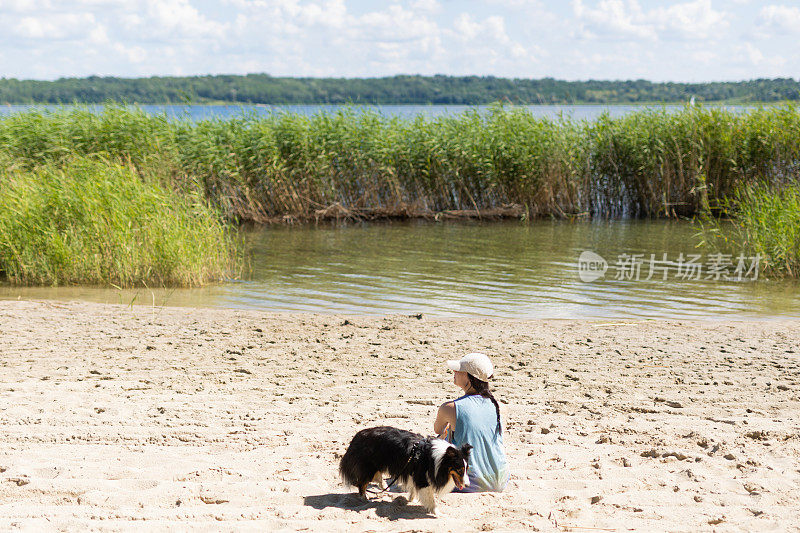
[438,400,456,413]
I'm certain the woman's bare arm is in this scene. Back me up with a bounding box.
[434,401,456,436]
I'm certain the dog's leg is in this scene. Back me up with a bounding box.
[403,477,416,502]
[371,471,386,490]
[358,482,369,499]
[418,487,437,516]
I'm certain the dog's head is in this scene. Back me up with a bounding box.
[442,443,472,490]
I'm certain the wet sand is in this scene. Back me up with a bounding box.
[0,300,799,531]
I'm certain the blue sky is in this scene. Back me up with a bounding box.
[0,0,797,81]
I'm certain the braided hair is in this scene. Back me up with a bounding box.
[467,373,502,435]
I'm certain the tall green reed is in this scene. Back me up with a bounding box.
[702,183,800,278]
[3,104,798,222]
[0,157,237,286]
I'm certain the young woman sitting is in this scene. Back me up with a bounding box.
[434,352,509,492]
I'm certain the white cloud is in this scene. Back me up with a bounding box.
[294,0,347,28]
[650,0,728,39]
[408,0,441,14]
[354,5,438,42]
[759,4,800,33]
[454,13,487,41]
[88,23,109,44]
[691,50,716,64]
[1,0,227,45]
[0,0,50,12]
[487,0,544,7]
[14,12,96,39]
[743,42,763,64]
[71,0,129,6]
[113,42,147,64]
[572,0,728,41]
[451,13,516,50]
[720,42,786,80]
[572,0,655,40]
[139,0,228,39]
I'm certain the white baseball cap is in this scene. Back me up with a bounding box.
[447,352,494,381]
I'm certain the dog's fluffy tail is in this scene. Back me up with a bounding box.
[338,444,366,488]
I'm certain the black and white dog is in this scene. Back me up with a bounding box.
[339,426,472,515]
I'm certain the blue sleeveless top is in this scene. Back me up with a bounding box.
[448,394,509,492]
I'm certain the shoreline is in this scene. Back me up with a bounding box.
[1,293,799,323]
[241,203,534,225]
[1,300,798,531]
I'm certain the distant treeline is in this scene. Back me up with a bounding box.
[1,75,800,105]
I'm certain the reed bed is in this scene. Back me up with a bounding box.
[1,104,799,281]
[3,104,799,221]
[702,183,800,278]
[0,157,237,286]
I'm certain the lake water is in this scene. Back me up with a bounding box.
[2,220,798,320]
[0,103,756,122]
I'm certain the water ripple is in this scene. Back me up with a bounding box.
[3,220,799,319]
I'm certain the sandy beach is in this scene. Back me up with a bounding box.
[0,299,798,532]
